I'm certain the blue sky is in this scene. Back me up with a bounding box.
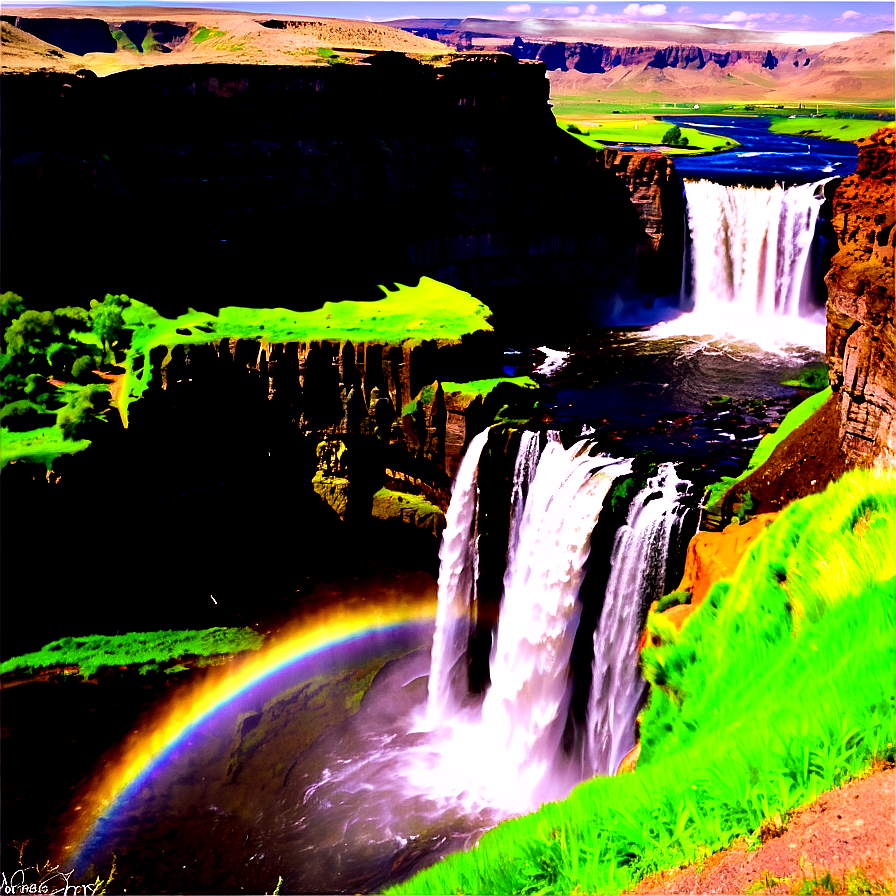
[12,1,895,33]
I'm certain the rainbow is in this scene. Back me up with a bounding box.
[61,596,437,866]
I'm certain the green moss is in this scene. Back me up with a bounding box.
[389,468,895,896]
[370,488,446,536]
[119,278,492,422]
[1,627,263,679]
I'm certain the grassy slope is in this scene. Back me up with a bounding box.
[387,466,895,895]
[704,387,832,507]
[0,627,263,678]
[119,277,493,422]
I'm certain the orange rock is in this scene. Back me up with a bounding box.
[659,602,695,631]
[616,741,640,774]
[675,513,778,606]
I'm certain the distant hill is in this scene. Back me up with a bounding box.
[389,16,894,102]
[1,6,448,74]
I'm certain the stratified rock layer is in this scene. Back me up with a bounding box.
[825,128,896,466]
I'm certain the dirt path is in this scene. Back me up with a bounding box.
[630,767,895,895]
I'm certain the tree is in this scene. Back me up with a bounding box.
[4,310,60,356]
[89,293,130,354]
[1,292,26,326]
[661,125,687,147]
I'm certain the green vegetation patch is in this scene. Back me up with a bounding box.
[704,387,832,508]
[0,425,91,469]
[389,468,895,896]
[439,376,537,409]
[769,116,895,143]
[192,27,226,43]
[371,488,446,537]
[558,116,737,154]
[1,627,263,679]
[780,363,829,392]
[120,278,492,421]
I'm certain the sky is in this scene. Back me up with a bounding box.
[11,0,895,34]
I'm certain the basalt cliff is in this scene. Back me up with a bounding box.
[826,128,896,466]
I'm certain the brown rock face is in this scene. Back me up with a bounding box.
[675,513,779,607]
[825,128,896,466]
[599,149,685,291]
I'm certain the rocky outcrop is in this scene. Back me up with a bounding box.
[825,128,896,466]
[599,150,685,288]
[639,513,778,648]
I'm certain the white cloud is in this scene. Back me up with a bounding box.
[586,3,597,12]
[718,10,749,23]
[677,5,693,12]
[623,2,667,16]
[836,9,862,19]
[505,3,532,11]
[565,6,580,13]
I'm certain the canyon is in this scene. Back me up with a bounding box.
[1,38,894,895]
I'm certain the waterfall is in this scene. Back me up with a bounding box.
[425,428,491,723]
[506,430,541,561]
[479,437,631,804]
[587,464,697,776]
[657,178,832,348]
[684,178,831,318]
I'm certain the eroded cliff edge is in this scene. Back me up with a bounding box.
[826,128,896,466]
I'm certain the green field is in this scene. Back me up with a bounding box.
[557,116,738,153]
[769,116,895,142]
[388,466,895,896]
[1,627,264,678]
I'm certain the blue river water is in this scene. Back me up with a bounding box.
[660,115,859,185]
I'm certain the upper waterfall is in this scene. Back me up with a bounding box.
[654,177,833,350]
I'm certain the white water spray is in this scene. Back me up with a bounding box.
[426,428,491,723]
[656,178,832,350]
[478,437,632,807]
[588,464,696,776]
[506,430,541,561]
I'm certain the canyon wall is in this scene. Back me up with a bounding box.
[825,128,896,466]
[1,57,680,324]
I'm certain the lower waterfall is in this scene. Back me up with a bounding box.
[587,463,698,777]
[421,430,699,812]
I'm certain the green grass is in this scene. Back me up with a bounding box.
[387,467,895,896]
[0,425,91,469]
[703,387,832,508]
[119,278,493,423]
[556,116,738,154]
[1,627,264,679]
[769,117,895,142]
